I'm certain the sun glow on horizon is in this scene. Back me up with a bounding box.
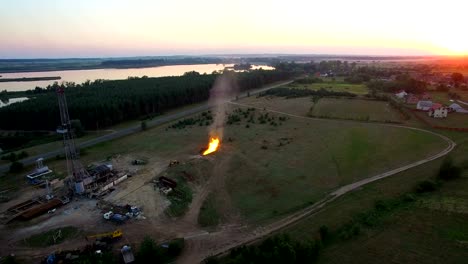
[1,0,468,57]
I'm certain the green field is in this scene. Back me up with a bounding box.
[288,80,368,95]
[428,90,468,104]
[20,226,81,247]
[222,115,445,223]
[310,98,403,122]
[283,130,468,264]
[240,96,313,116]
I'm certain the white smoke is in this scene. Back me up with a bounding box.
[207,72,238,141]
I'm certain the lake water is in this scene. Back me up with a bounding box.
[0,64,274,92]
[0,97,29,108]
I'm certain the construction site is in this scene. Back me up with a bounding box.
[0,86,223,263]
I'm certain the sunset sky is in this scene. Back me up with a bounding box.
[1,0,467,58]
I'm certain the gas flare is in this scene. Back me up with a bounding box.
[202,137,220,155]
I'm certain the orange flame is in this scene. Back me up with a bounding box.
[203,137,220,155]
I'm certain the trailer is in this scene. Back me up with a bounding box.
[26,158,53,185]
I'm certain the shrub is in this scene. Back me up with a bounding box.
[141,121,147,131]
[18,151,28,159]
[137,236,159,261]
[415,180,438,193]
[319,225,330,243]
[9,161,23,173]
[438,158,462,180]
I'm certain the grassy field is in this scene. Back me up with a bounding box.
[310,98,403,122]
[315,174,468,264]
[198,192,221,227]
[222,114,445,223]
[283,130,468,264]
[239,96,313,116]
[20,226,81,247]
[413,111,468,128]
[427,91,468,105]
[288,80,368,95]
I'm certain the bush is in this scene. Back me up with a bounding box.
[137,236,185,263]
[165,181,193,217]
[167,238,185,257]
[141,121,147,131]
[438,158,462,180]
[18,151,28,159]
[319,225,330,243]
[260,87,356,98]
[9,161,23,173]
[219,234,321,264]
[1,152,17,162]
[137,236,159,261]
[415,180,438,193]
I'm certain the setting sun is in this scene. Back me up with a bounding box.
[432,32,468,55]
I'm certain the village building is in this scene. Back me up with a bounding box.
[406,94,419,104]
[416,100,433,111]
[428,104,448,118]
[449,103,468,113]
[395,90,408,99]
[421,92,432,100]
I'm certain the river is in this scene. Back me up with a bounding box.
[0,97,29,108]
[0,64,274,92]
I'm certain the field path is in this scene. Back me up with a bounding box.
[176,101,456,264]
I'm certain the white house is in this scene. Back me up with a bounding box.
[449,103,468,113]
[395,90,408,99]
[416,100,433,111]
[428,104,448,118]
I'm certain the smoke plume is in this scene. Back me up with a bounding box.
[207,72,238,141]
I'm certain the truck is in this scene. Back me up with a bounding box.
[121,245,135,263]
[103,211,127,224]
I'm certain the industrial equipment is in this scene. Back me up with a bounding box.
[56,87,91,194]
[86,229,123,241]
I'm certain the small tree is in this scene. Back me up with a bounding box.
[451,72,465,86]
[137,236,160,261]
[71,119,85,137]
[415,180,438,193]
[9,161,24,173]
[141,121,147,131]
[438,157,462,180]
[18,151,28,159]
[319,225,330,243]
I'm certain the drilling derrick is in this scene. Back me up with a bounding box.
[56,87,90,194]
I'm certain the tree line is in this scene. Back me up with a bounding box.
[0,69,294,131]
[260,87,357,98]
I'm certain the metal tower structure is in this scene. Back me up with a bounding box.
[56,87,90,194]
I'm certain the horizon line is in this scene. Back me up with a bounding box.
[0,53,467,60]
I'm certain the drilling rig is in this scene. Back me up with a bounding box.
[56,87,91,194]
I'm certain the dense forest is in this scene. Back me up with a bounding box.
[0,69,294,131]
